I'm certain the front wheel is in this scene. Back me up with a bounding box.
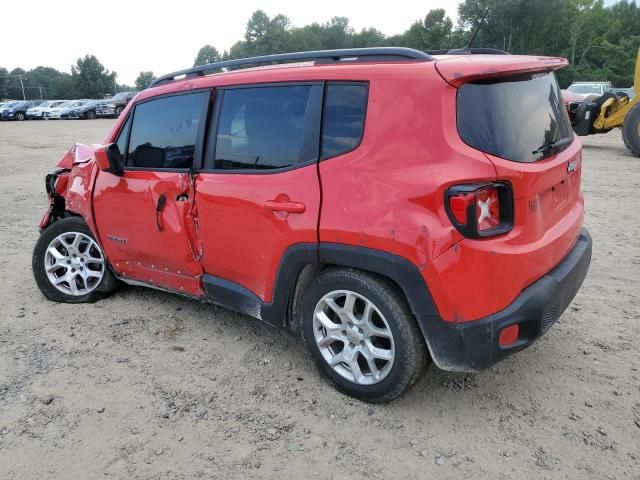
[115,106,124,117]
[300,268,427,402]
[86,110,96,120]
[32,217,118,303]
[15,112,25,121]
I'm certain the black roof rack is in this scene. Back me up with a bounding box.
[149,47,433,87]
[426,48,509,56]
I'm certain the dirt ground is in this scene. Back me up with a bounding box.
[0,119,638,480]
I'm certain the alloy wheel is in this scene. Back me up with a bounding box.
[44,231,105,296]
[313,290,395,385]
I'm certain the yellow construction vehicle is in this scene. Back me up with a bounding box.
[570,48,640,156]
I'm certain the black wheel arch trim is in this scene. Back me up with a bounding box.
[202,242,442,333]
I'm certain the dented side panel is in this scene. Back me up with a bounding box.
[92,169,204,297]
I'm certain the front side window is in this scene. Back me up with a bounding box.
[213,85,317,170]
[321,83,368,159]
[127,92,207,169]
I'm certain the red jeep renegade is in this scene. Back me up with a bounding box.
[32,48,592,402]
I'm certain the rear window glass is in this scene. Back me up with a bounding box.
[457,72,573,162]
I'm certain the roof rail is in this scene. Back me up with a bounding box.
[150,47,433,87]
[426,48,509,56]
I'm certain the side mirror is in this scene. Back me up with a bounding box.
[95,143,124,175]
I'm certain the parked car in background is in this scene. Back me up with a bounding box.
[96,101,116,118]
[60,100,91,119]
[613,87,633,98]
[562,81,616,105]
[27,100,69,119]
[47,100,88,119]
[0,101,20,119]
[45,101,73,119]
[66,100,104,120]
[1,100,44,121]
[107,91,136,117]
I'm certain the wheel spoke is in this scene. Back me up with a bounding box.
[47,246,65,261]
[85,269,102,278]
[362,351,382,381]
[71,233,83,251]
[45,261,66,273]
[344,292,357,315]
[316,310,342,331]
[348,353,365,384]
[68,274,79,294]
[367,343,393,362]
[327,349,345,367]
[317,334,342,348]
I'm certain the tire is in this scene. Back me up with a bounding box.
[622,102,640,157]
[32,217,118,303]
[15,112,25,121]
[299,268,427,403]
[86,110,96,120]
[115,106,124,117]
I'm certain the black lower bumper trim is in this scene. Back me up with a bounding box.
[419,228,592,372]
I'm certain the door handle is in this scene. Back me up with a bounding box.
[156,194,167,231]
[264,200,306,213]
[176,194,189,201]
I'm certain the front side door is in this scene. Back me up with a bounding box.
[195,83,323,305]
[93,91,210,295]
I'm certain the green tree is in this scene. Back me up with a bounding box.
[71,55,117,98]
[135,71,155,90]
[194,45,222,66]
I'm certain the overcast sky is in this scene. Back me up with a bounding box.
[3,0,461,85]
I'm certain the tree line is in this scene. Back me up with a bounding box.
[2,0,639,100]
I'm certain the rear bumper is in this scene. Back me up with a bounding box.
[420,228,592,372]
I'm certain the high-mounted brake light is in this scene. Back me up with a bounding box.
[445,182,513,238]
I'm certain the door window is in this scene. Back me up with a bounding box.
[213,85,320,170]
[126,92,208,169]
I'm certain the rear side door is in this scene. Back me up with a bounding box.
[93,91,210,295]
[195,83,323,312]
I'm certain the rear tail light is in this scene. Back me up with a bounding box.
[445,182,513,238]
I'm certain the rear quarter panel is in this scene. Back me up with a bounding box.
[318,67,497,268]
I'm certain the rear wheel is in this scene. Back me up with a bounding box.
[32,217,118,303]
[622,102,640,157]
[299,268,427,402]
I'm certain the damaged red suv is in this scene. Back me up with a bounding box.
[32,48,591,402]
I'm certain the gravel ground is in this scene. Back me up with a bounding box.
[0,119,638,479]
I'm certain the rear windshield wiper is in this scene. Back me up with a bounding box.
[531,137,572,156]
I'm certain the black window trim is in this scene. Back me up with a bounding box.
[117,88,212,173]
[202,81,325,174]
[319,81,369,161]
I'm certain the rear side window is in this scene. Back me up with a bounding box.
[457,72,573,162]
[126,92,207,169]
[321,83,368,158]
[213,85,320,170]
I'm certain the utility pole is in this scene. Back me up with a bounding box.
[18,75,26,100]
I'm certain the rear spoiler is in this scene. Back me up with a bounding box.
[435,55,569,87]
